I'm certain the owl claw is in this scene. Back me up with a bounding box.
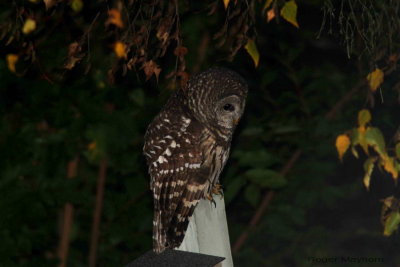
[212,183,224,199]
[206,194,216,208]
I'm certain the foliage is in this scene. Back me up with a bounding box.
[336,109,400,235]
[1,0,400,266]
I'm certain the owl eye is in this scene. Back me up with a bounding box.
[223,103,235,112]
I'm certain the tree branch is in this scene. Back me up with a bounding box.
[88,158,108,267]
[57,157,79,267]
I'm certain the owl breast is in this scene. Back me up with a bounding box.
[200,130,230,193]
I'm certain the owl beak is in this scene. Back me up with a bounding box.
[233,118,240,126]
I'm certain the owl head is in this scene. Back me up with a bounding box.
[183,67,248,136]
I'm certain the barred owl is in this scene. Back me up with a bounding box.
[143,67,248,253]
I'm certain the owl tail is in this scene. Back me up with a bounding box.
[153,210,167,253]
[166,197,200,249]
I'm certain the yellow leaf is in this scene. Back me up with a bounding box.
[22,18,36,35]
[367,68,384,92]
[244,39,260,67]
[88,141,97,151]
[107,9,124,29]
[335,134,350,161]
[114,41,127,59]
[266,9,276,22]
[263,0,274,10]
[71,0,83,12]
[222,0,230,9]
[6,54,18,73]
[280,0,299,28]
[382,155,398,179]
[358,109,371,127]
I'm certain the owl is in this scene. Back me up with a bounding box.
[143,67,248,253]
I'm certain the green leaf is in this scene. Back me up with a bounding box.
[365,127,386,157]
[384,212,400,236]
[244,39,260,67]
[232,150,277,168]
[280,0,299,28]
[245,168,287,189]
[71,0,83,12]
[244,184,261,207]
[363,157,376,190]
[358,109,371,127]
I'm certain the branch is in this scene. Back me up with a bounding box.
[88,158,108,267]
[57,157,79,267]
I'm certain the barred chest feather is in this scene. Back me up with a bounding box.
[200,129,230,193]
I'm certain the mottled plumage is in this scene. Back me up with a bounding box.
[143,67,248,253]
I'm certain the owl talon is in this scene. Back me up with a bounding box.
[212,183,224,199]
[206,194,216,207]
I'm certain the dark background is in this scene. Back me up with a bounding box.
[1,0,399,266]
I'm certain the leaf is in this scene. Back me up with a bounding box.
[351,146,359,158]
[114,41,127,59]
[266,9,276,22]
[106,9,124,28]
[222,0,230,9]
[357,126,369,154]
[244,184,261,207]
[233,150,277,168]
[365,127,386,157]
[44,0,58,10]
[363,157,376,190]
[381,155,398,180]
[367,68,384,92]
[383,212,400,236]
[174,46,188,57]
[88,141,97,151]
[358,109,371,127]
[382,196,397,209]
[245,169,287,189]
[395,143,400,159]
[244,39,260,67]
[280,0,299,28]
[142,60,161,81]
[335,134,350,161]
[71,0,83,12]
[64,42,85,70]
[6,54,18,73]
[22,19,36,35]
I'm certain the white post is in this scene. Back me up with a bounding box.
[177,195,234,267]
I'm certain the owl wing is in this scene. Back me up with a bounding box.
[144,114,209,252]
